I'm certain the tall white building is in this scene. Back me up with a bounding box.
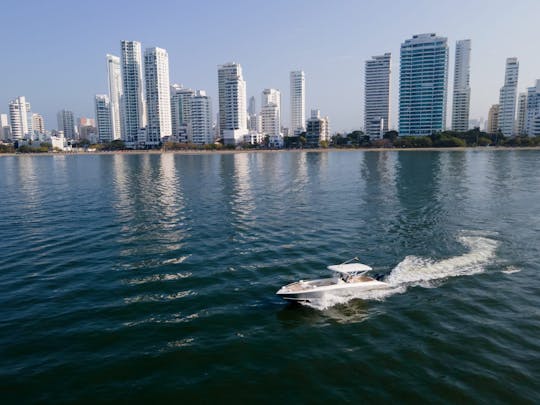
[170,84,195,142]
[451,39,471,132]
[526,80,540,136]
[290,70,305,135]
[260,88,282,146]
[106,54,123,140]
[399,33,449,136]
[218,62,248,145]
[364,53,391,139]
[498,57,519,137]
[190,90,213,144]
[57,109,75,139]
[516,93,528,136]
[9,96,32,140]
[144,47,172,145]
[121,40,146,146]
[95,94,113,142]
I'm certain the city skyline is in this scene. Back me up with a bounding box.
[1,0,540,133]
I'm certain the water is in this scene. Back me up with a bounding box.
[1,150,539,402]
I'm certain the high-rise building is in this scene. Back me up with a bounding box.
[261,88,282,146]
[57,109,75,139]
[364,53,391,139]
[516,93,528,136]
[144,47,172,145]
[451,39,471,132]
[305,109,329,147]
[290,70,305,135]
[9,96,32,140]
[218,62,248,145]
[247,96,257,131]
[399,33,449,136]
[498,57,519,136]
[106,54,123,140]
[190,90,213,144]
[486,104,500,134]
[120,40,146,146]
[526,80,540,137]
[95,94,113,142]
[170,84,195,142]
[32,113,45,135]
[1,113,11,140]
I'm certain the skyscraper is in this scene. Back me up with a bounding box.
[451,39,471,132]
[364,53,391,139]
[120,40,145,146]
[170,84,195,142]
[95,94,113,142]
[144,47,171,145]
[218,62,248,145]
[247,96,257,131]
[487,104,500,134]
[106,54,123,140]
[526,80,540,137]
[190,90,213,144]
[57,109,75,139]
[498,57,519,137]
[290,70,305,135]
[9,96,32,140]
[261,88,282,146]
[516,92,528,136]
[399,33,449,136]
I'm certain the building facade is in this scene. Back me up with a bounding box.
[364,53,391,139]
[120,40,146,146]
[57,109,75,139]
[9,96,32,140]
[451,39,471,132]
[190,90,213,144]
[498,57,519,137]
[0,114,10,140]
[32,113,45,136]
[144,47,172,145]
[305,109,329,147]
[399,33,449,136]
[170,84,195,142]
[526,80,540,136]
[95,94,113,142]
[106,54,123,140]
[218,62,248,145]
[486,104,500,134]
[290,70,305,136]
[516,92,528,136]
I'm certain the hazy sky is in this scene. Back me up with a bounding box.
[1,0,539,133]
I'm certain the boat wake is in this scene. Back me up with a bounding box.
[305,235,499,310]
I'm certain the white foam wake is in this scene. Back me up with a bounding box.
[305,235,499,310]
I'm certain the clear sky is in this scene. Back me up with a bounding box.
[1,0,539,133]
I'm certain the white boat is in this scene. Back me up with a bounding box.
[276,259,388,303]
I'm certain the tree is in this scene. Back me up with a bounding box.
[383,130,398,142]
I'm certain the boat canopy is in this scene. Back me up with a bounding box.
[327,263,373,273]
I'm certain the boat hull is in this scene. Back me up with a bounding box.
[276,280,388,303]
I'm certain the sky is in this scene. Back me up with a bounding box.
[1,0,539,133]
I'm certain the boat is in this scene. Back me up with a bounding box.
[276,258,388,303]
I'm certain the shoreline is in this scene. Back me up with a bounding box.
[2,146,540,157]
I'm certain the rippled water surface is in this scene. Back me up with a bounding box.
[1,151,539,402]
